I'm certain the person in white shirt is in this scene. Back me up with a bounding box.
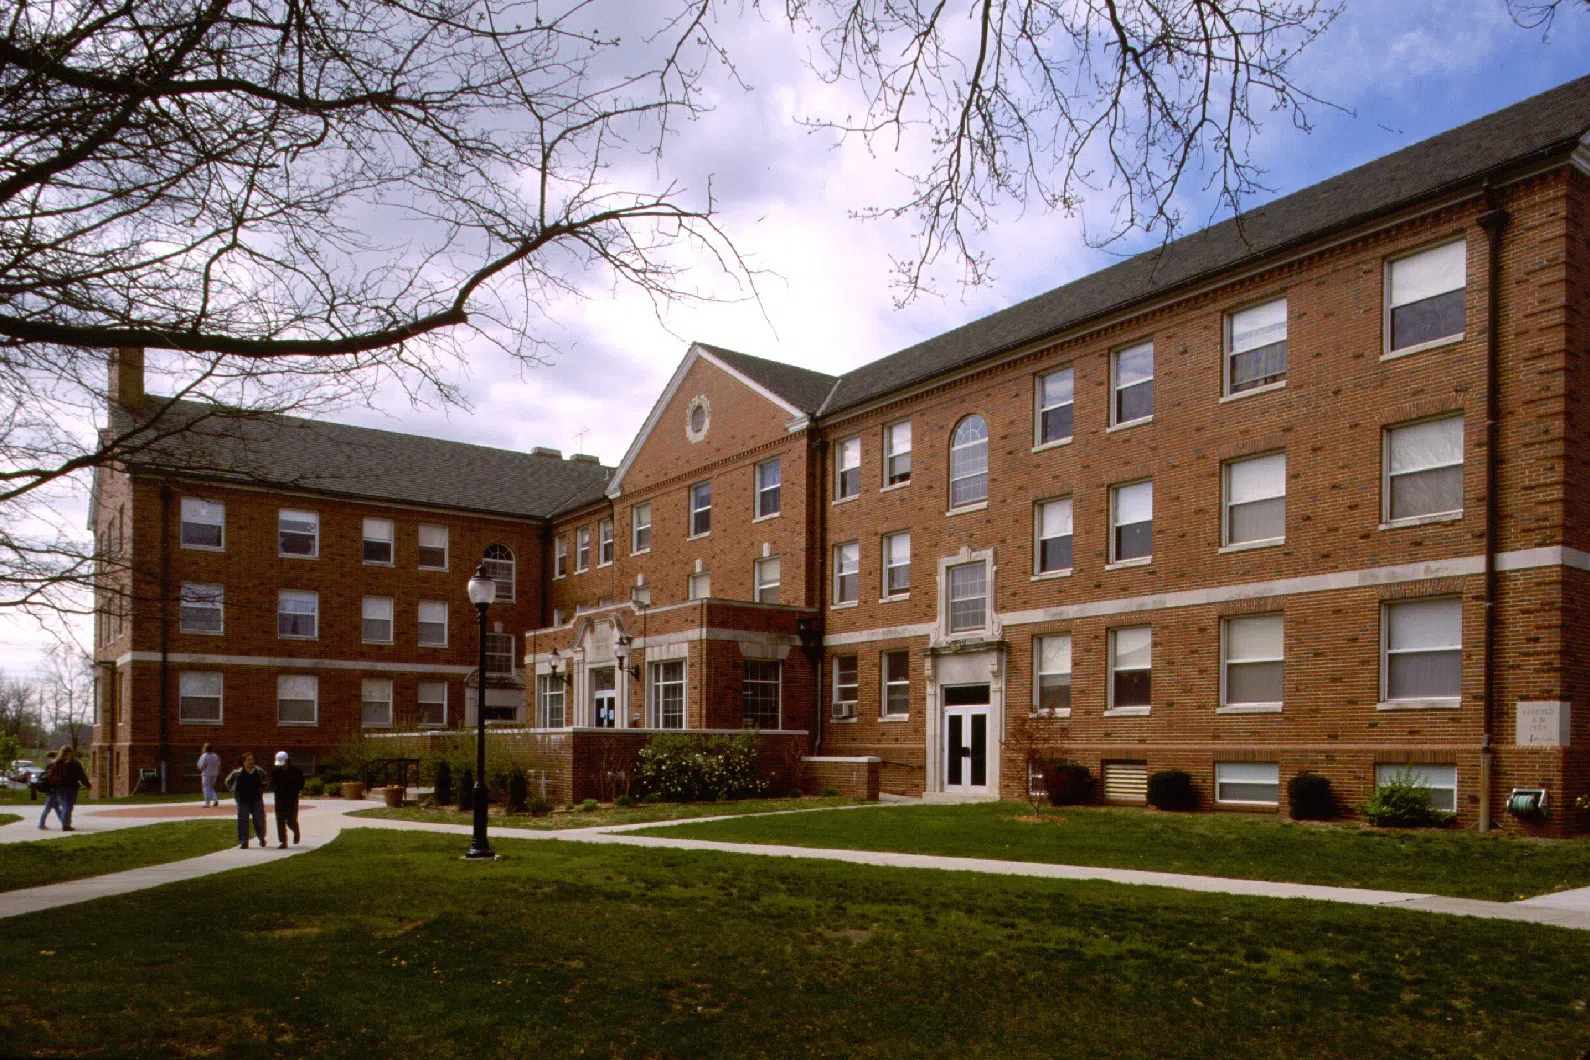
[196,743,222,807]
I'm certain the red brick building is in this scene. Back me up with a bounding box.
[95,77,1590,832]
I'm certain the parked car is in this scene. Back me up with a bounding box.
[6,760,41,788]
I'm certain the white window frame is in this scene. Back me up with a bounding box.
[1034,497,1074,575]
[649,660,686,729]
[1110,341,1154,427]
[1383,416,1465,526]
[1374,763,1458,813]
[688,570,711,601]
[832,655,858,719]
[485,631,516,675]
[361,678,394,729]
[178,582,224,635]
[277,509,319,559]
[882,650,909,716]
[417,681,448,728]
[1380,597,1463,708]
[276,674,319,726]
[1384,239,1467,358]
[598,518,615,565]
[178,671,223,725]
[1224,297,1288,397]
[1215,762,1280,807]
[1107,626,1152,715]
[754,556,781,605]
[835,436,861,500]
[1035,367,1075,447]
[948,416,989,509]
[1033,634,1072,717]
[632,502,652,554]
[882,531,910,598]
[756,457,782,518]
[833,541,860,606]
[277,590,318,640]
[945,559,988,634]
[1220,613,1284,713]
[884,420,912,486]
[179,498,225,551]
[417,524,449,571]
[362,517,394,565]
[361,595,394,644]
[481,544,515,602]
[554,535,568,578]
[418,600,448,647]
[1109,480,1153,566]
[536,674,567,728]
[575,526,590,572]
[1222,452,1287,549]
[689,482,712,538]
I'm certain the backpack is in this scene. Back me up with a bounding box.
[44,760,67,788]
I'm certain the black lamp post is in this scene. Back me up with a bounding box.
[465,562,497,859]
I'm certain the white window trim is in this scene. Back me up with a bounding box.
[276,675,319,727]
[882,532,910,599]
[361,595,394,645]
[831,655,859,719]
[834,436,862,501]
[880,650,910,719]
[688,571,711,601]
[277,590,319,641]
[177,671,224,726]
[597,519,615,566]
[1032,634,1073,719]
[178,583,225,636]
[756,458,783,519]
[1034,497,1074,576]
[1034,366,1075,448]
[1222,452,1286,549]
[938,549,994,639]
[417,525,449,571]
[832,541,860,607]
[1223,296,1288,398]
[1381,415,1465,527]
[1109,479,1153,566]
[553,536,568,579]
[648,659,688,729]
[1219,613,1284,712]
[1382,239,1467,360]
[689,482,712,539]
[754,556,781,604]
[1374,763,1458,812]
[417,681,448,728]
[947,416,990,511]
[575,526,590,573]
[1109,341,1154,428]
[277,508,320,559]
[1214,762,1281,807]
[361,678,394,730]
[179,498,226,552]
[1106,626,1152,716]
[362,518,395,566]
[883,420,912,487]
[418,601,449,648]
[1378,597,1463,710]
[631,503,652,555]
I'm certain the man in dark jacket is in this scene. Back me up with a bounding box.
[226,753,270,849]
[40,748,89,830]
[271,751,305,848]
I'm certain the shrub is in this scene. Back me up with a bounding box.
[580,798,600,813]
[614,794,634,808]
[1147,769,1197,811]
[818,786,839,797]
[326,782,343,797]
[527,795,550,816]
[304,776,325,797]
[633,732,767,802]
[1361,769,1455,828]
[507,770,528,813]
[642,792,663,804]
[457,768,474,812]
[1287,772,1335,820]
[433,760,453,806]
[787,788,803,799]
[1042,763,1094,806]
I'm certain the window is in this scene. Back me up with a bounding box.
[418,601,447,646]
[1036,368,1074,445]
[363,518,394,564]
[1385,417,1464,523]
[832,655,858,718]
[1035,498,1074,574]
[418,681,447,727]
[690,482,712,536]
[883,651,909,715]
[486,632,515,674]
[277,675,318,725]
[598,519,615,565]
[884,421,912,485]
[1222,614,1283,709]
[1225,453,1286,546]
[755,557,781,604]
[277,591,318,639]
[833,542,859,605]
[835,437,861,500]
[278,509,318,557]
[688,571,711,600]
[554,536,568,577]
[757,458,782,517]
[575,527,590,572]
[361,678,393,729]
[484,543,515,601]
[949,416,989,508]
[178,672,222,724]
[1111,481,1153,563]
[1226,299,1287,394]
[1111,342,1154,425]
[179,498,224,549]
[418,525,448,570]
[1382,597,1462,703]
[742,660,782,728]
[1035,635,1072,714]
[178,583,223,634]
[536,674,566,728]
[947,561,987,633]
[650,660,685,729]
[1387,241,1465,353]
[1374,763,1458,813]
[1216,763,1280,806]
[361,596,393,643]
[883,532,910,596]
[1109,627,1152,710]
[552,607,566,626]
[632,502,652,553]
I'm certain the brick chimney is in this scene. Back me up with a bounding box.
[108,347,144,407]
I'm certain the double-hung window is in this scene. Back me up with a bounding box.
[1222,614,1283,710]
[1035,635,1072,714]
[754,556,781,604]
[882,651,909,715]
[1387,241,1466,354]
[180,499,224,549]
[690,482,712,536]
[575,527,590,572]
[884,421,912,486]
[361,679,393,728]
[1110,480,1152,563]
[1109,627,1152,711]
[598,518,615,565]
[742,660,782,729]
[418,681,447,726]
[554,536,568,577]
[757,458,782,517]
[835,437,861,500]
[485,632,515,675]
[688,570,711,600]
[947,561,987,633]
[418,525,448,570]
[1374,764,1457,813]
[1111,342,1154,425]
[949,416,989,508]
[1035,498,1074,574]
[650,661,685,728]
[1216,763,1280,806]
[832,656,858,718]
[277,675,318,725]
[1036,368,1074,445]
[536,674,566,728]
[179,583,223,634]
[418,601,447,647]
[361,596,393,643]
[363,518,394,564]
[883,532,910,597]
[1226,299,1287,394]
[1382,597,1462,704]
[277,590,318,639]
[483,544,515,601]
[1224,453,1286,546]
[632,502,652,553]
[179,672,223,724]
[833,542,859,605]
[278,509,318,557]
[1385,417,1464,523]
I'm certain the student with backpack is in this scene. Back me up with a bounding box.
[35,750,59,829]
[39,748,90,831]
[226,753,270,849]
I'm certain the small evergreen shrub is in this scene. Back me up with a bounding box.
[507,770,528,813]
[1147,769,1198,811]
[642,792,663,804]
[457,768,474,812]
[326,782,343,797]
[304,776,325,796]
[614,794,634,808]
[433,760,453,806]
[527,795,550,816]
[1042,764,1094,806]
[787,788,803,799]
[818,786,840,797]
[1287,772,1335,820]
[580,798,600,813]
[634,732,767,802]
[1361,769,1455,828]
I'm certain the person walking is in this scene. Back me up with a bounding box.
[48,748,91,831]
[226,753,270,849]
[196,743,223,807]
[270,751,305,848]
[35,750,60,829]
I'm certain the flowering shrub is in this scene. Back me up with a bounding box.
[634,732,767,802]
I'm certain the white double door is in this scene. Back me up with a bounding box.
[942,683,991,794]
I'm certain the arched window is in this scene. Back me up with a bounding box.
[949,416,989,508]
[483,544,515,603]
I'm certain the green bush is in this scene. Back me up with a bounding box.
[527,795,550,816]
[507,770,528,813]
[641,792,663,805]
[304,776,325,797]
[1042,764,1094,806]
[787,788,803,799]
[1361,769,1455,828]
[457,768,474,812]
[326,782,343,797]
[614,794,635,807]
[580,798,600,813]
[1287,772,1335,820]
[818,786,839,797]
[634,732,767,802]
[1147,770,1197,811]
[433,760,453,806]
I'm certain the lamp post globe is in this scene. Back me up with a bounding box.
[465,561,496,860]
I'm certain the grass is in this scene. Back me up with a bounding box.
[0,828,1586,1058]
[0,814,17,827]
[350,795,858,830]
[634,801,1590,902]
[0,820,237,893]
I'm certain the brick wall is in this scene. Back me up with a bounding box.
[799,757,881,800]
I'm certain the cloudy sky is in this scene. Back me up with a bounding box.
[3,0,1587,675]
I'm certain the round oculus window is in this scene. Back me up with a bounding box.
[685,396,711,442]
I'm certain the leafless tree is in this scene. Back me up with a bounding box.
[39,643,93,749]
[0,670,42,748]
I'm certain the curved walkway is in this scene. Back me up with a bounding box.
[3,799,1590,931]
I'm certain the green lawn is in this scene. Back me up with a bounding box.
[634,801,1590,902]
[0,814,17,827]
[351,795,859,830]
[0,829,1585,1058]
[0,820,238,893]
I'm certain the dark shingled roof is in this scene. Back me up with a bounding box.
[113,398,611,520]
[819,74,1590,415]
[694,342,838,415]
